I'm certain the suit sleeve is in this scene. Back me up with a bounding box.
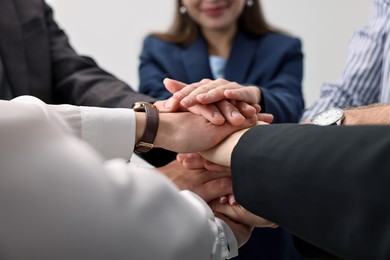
[231,124,390,260]
[259,38,304,123]
[44,3,155,107]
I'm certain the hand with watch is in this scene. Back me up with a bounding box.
[311,107,345,126]
[132,101,259,154]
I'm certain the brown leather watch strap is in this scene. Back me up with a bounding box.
[132,102,159,153]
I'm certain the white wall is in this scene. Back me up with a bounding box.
[47,0,371,108]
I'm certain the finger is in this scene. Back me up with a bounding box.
[177,152,200,161]
[269,223,279,229]
[216,100,246,126]
[194,80,242,104]
[218,196,228,204]
[236,101,257,118]
[181,155,206,169]
[196,87,227,104]
[228,194,238,206]
[204,160,231,172]
[163,78,187,94]
[195,177,233,203]
[224,86,261,104]
[257,113,274,123]
[189,104,225,125]
[176,153,201,166]
[180,79,229,107]
[254,104,261,113]
[173,79,212,104]
[154,98,182,112]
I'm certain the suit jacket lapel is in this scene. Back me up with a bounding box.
[181,35,213,83]
[0,0,29,96]
[224,30,257,83]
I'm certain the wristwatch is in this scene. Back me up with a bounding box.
[132,102,159,153]
[311,108,345,126]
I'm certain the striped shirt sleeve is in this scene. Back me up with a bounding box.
[301,0,390,121]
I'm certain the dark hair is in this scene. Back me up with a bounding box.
[153,0,276,46]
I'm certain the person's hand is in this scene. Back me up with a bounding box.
[154,112,258,153]
[215,213,253,248]
[157,159,232,203]
[155,78,261,126]
[177,152,230,172]
[171,78,261,109]
[177,153,236,205]
[211,198,278,229]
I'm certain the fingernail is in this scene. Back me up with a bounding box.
[229,196,238,206]
[219,197,228,204]
[231,110,243,118]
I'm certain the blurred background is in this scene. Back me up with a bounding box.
[47,0,371,107]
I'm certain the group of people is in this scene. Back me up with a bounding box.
[0,0,389,259]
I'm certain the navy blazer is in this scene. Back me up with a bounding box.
[139,31,304,123]
[0,0,153,106]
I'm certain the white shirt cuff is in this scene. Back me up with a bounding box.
[80,106,135,160]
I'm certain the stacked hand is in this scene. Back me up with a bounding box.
[155,78,273,126]
[177,153,278,228]
[153,77,276,248]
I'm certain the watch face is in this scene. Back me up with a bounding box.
[311,108,344,126]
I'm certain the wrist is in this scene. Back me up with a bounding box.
[153,113,172,150]
[132,102,159,153]
[135,112,146,143]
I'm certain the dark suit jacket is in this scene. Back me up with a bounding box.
[0,0,154,106]
[232,124,390,260]
[139,31,304,123]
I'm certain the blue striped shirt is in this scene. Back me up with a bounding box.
[301,0,390,120]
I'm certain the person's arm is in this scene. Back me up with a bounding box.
[343,104,390,125]
[204,123,390,260]
[300,0,388,121]
[44,3,154,108]
[0,100,250,260]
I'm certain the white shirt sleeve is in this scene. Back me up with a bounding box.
[11,95,136,160]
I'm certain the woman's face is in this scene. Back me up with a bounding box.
[182,0,246,32]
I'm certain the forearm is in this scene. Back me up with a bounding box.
[343,104,390,125]
[201,128,249,167]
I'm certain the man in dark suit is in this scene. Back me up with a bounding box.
[201,104,390,260]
